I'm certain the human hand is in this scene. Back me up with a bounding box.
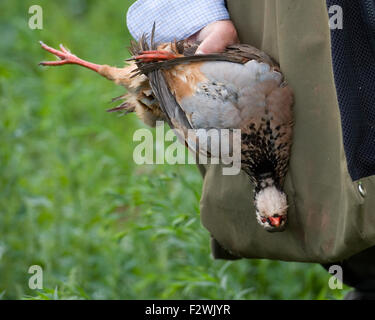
[189,20,239,54]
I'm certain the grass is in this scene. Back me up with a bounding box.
[0,0,348,300]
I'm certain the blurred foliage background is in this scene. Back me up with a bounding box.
[0,0,348,300]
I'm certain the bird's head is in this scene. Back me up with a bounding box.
[254,185,288,232]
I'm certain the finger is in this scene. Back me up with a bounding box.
[196,32,228,54]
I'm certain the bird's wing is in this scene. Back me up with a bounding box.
[133,41,279,76]
[148,69,192,131]
[147,69,208,156]
[129,25,192,130]
[223,44,279,68]
[129,25,199,155]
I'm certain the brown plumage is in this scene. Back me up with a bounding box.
[39,28,293,232]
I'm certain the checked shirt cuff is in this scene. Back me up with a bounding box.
[126,0,230,43]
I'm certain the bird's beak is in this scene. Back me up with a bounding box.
[268,216,282,228]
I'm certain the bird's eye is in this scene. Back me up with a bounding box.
[261,217,267,223]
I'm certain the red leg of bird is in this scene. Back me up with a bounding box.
[133,50,177,63]
[39,41,101,72]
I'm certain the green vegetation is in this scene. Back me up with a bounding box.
[0,0,348,299]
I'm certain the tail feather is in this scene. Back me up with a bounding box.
[106,99,134,114]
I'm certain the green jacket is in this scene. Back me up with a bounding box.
[199,0,375,263]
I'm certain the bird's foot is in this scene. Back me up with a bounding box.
[130,50,177,63]
[39,41,100,72]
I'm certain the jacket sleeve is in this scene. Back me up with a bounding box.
[126,0,229,43]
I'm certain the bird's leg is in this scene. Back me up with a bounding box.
[39,41,137,88]
[131,50,177,63]
[39,41,101,72]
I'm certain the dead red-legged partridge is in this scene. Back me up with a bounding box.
[39,30,293,232]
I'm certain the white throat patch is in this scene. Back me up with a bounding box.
[255,186,288,217]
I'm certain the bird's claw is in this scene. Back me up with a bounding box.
[59,43,70,54]
[39,41,78,66]
[38,41,100,72]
